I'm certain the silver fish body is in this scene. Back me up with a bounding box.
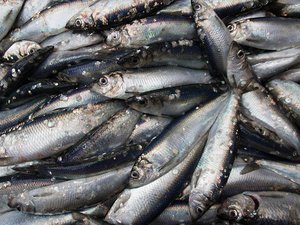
[105,130,208,225]
[229,17,300,50]
[0,0,24,41]
[8,165,132,214]
[95,66,214,99]
[189,93,239,219]
[129,93,228,188]
[0,100,125,165]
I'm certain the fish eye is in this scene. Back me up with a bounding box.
[237,50,245,59]
[75,19,82,28]
[28,48,36,54]
[229,209,239,219]
[227,24,236,32]
[130,170,140,179]
[194,4,202,11]
[197,207,203,214]
[99,77,108,85]
[130,56,139,64]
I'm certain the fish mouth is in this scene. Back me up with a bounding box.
[8,195,36,213]
[189,192,209,219]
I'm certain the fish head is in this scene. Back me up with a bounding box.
[217,193,258,223]
[66,8,95,30]
[93,72,125,98]
[227,22,247,44]
[8,193,36,213]
[227,41,254,89]
[189,190,214,219]
[118,53,143,68]
[128,158,155,188]
[126,95,152,111]
[4,41,41,62]
[106,30,123,47]
[191,0,212,25]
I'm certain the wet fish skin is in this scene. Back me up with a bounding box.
[222,163,300,197]
[0,0,24,42]
[33,85,109,118]
[246,47,300,81]
[127,114,172,146]
[189,93,239,219]
[117,40,206,70]
[24,145,144,179]
[127,84,222,117]
[6,0,98,44]
[3,41,41,62]
[9,165,132,214]
[0,97,47,133]
[104,15,197,49]
[58,50,131,84]
[272,66,300,83]
[41,30,104,51]
[0,46,54,98]
[30,49,103,79]
[61,108,141,163]
[0,209,87,225]
[95,66,214,99]
[267,79,300,126]
[105,129,208,225]
[229,17,300,50]
[192,0,232,77]
[158,0,270,18]
[218,191,300,225]
[16,0,66,27]
[129,93,228,188]
[241,89,300,156]
[238,120,298,161]
[66,0,175,30]
[0,100,125,166]
[270,0,300,18]
[7,80,77,105]
[226,42,257,91]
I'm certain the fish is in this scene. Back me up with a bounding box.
[0,0,24,42]
[126,84,222,117]
[6,80,77,105]
[126,114,172,146]
[61,108,141,163]
[267,79,300,126]
[41,30,104,51]
[33,85,109,118]
[0,46,54,98]
[129,93,228,188]
[105,128,208,225]
[103,15,197,49]
[3,0,98,44]
[226,42,257,91]
[30,49,103,79]
[94,66,214,99]
[0,100,125,165]
[8,164,132,214]
[117,40,207,70]
[21,145,144,179]
[192,0,232,77]
[241,89,300,155]
[247,47,300,81]
[238,120,298,161]
[272,65,300,82]
[158,0,270,18]
[0,97,47,133]
[218,191,300,225]
[66,0,175,30]
[189,93,239,219]
[3,41,41,62]
[228,17,300,50]
[270,0,300,18]
[16,0,66,26]
[222,162,300,197]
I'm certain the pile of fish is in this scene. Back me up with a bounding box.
[0,0,300,224]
